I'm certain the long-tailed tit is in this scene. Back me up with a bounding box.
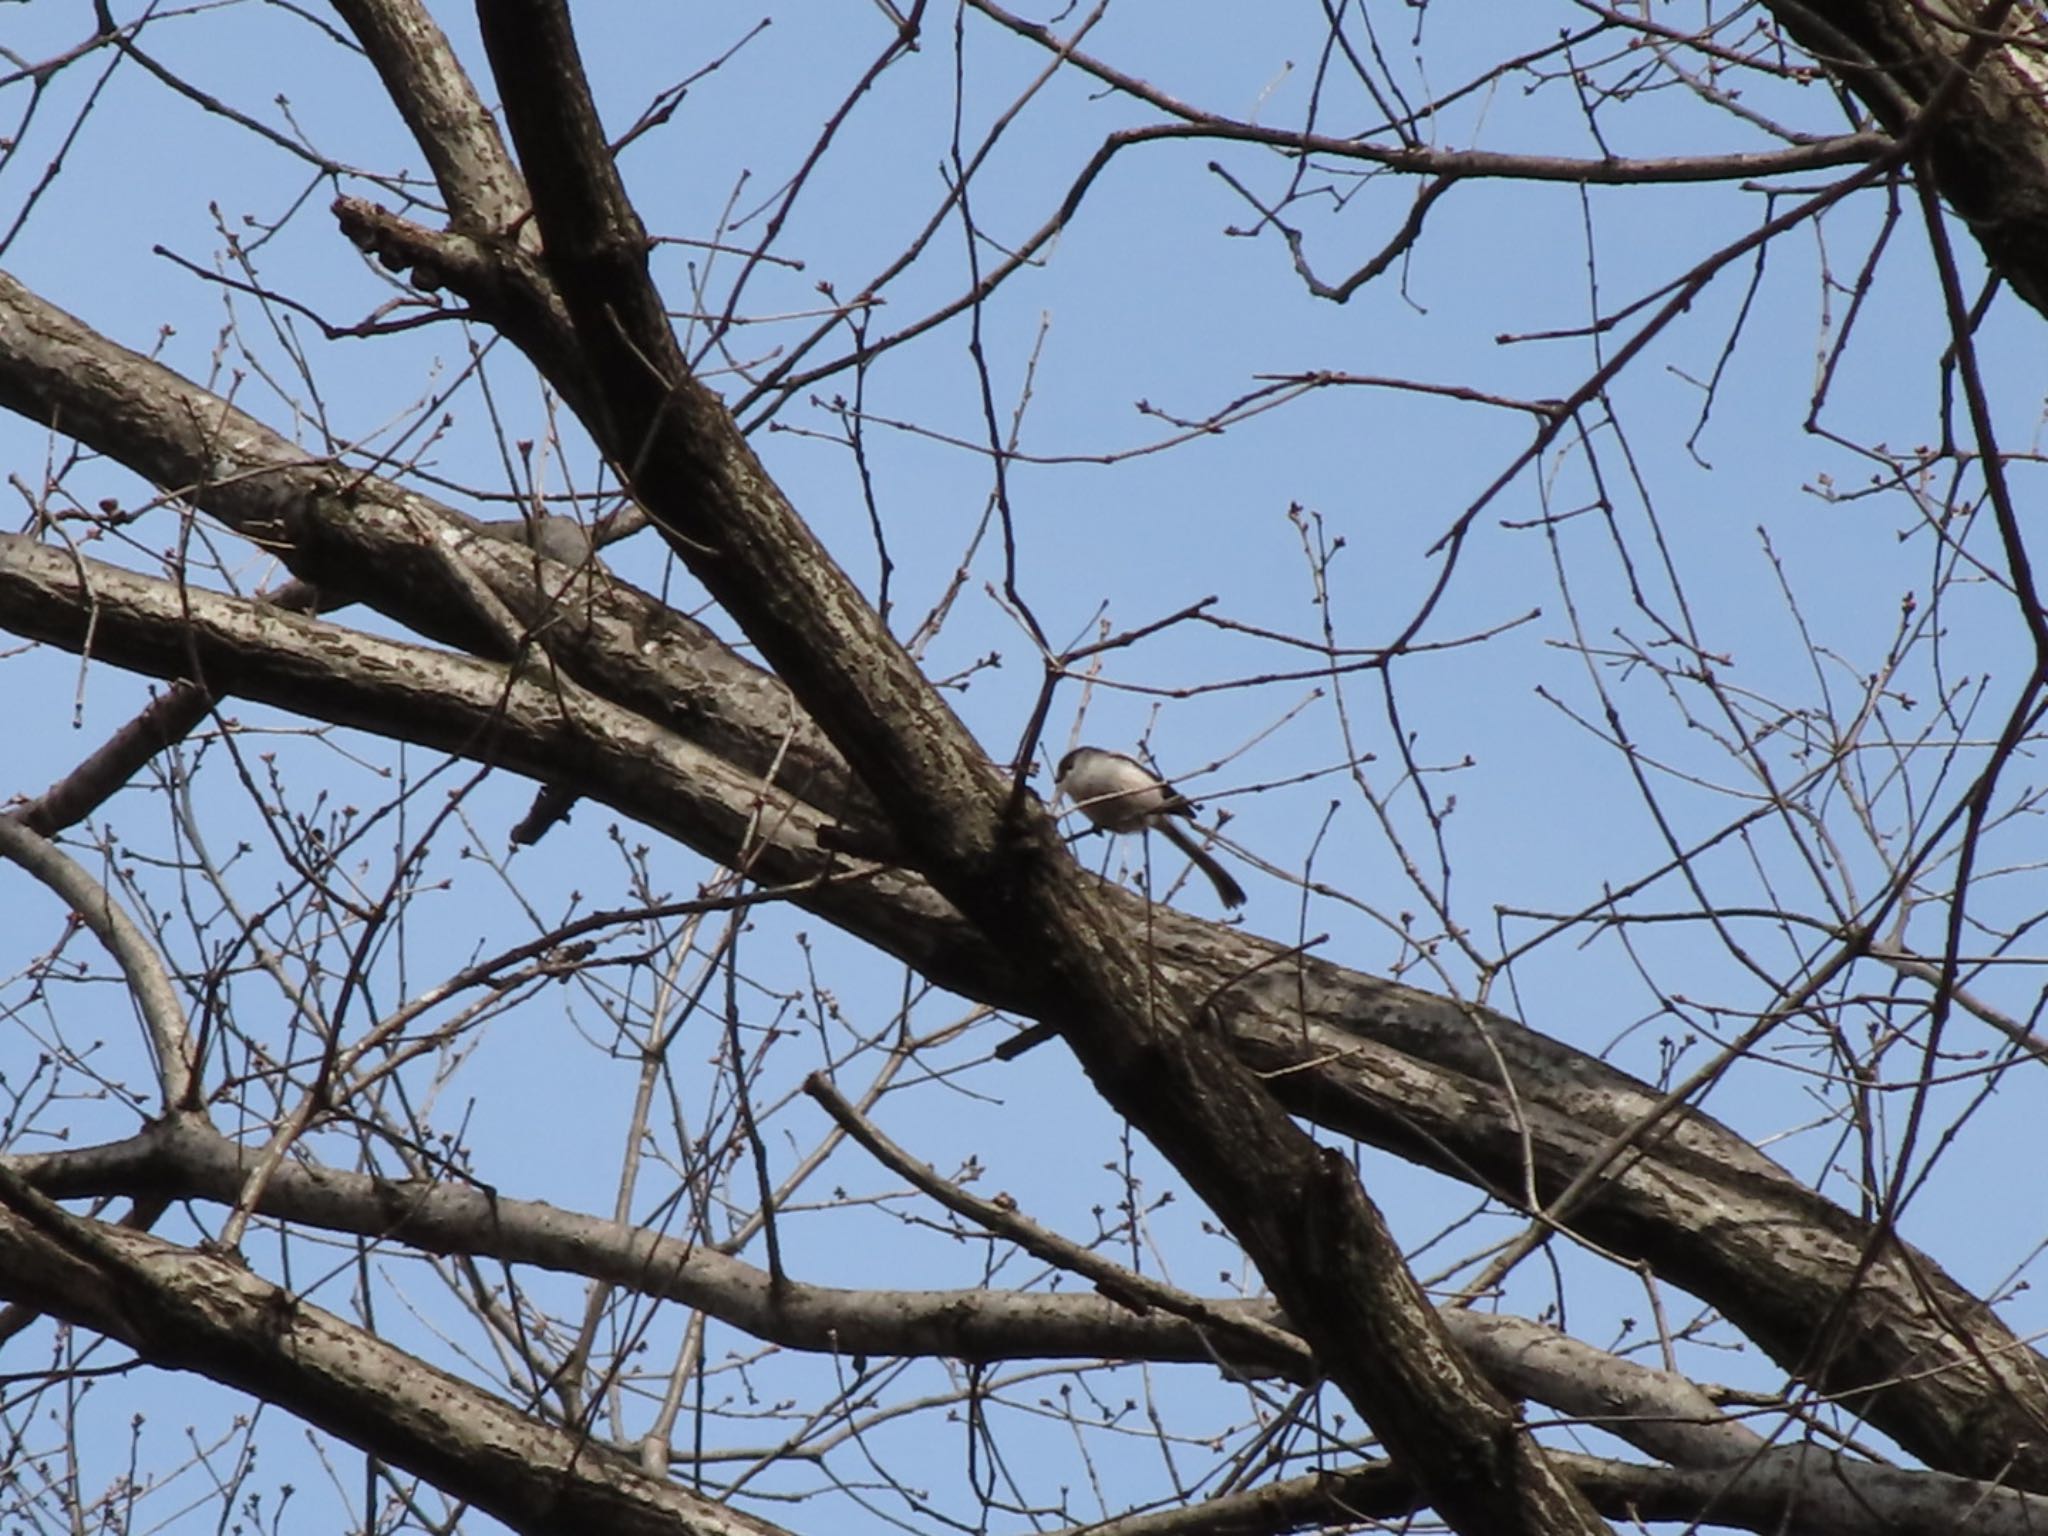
[1055,746,1247,908]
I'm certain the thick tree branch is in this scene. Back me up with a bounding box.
[3,484,2045,1486]
[325,0,531,237]
[8,1126,2041,1534]
[1065,1447,2048,1536]
[12,1117,1306,1384]
[1762,0,2048,313]
[473,5,1612,1531]
[0,1163,791,1536]
[0,1119,1799,1481]
[0,533,866,895]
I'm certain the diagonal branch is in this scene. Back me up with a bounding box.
[0,1118,1769,1473]
[18,1123,2047,1531]
[2,449,2045,1485]
[0,817,195,1111]
[326,0,532,237]
[0,1162,792,1536]
[475,4,1606,1530]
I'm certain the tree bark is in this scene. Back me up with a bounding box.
[2,334,2045,1485]
[1764,0,2048,312]
[0,1165,791,1536]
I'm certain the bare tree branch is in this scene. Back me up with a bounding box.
[2,506,2043,1485]
[0,1163,793,1536]
[0,815,194,1109]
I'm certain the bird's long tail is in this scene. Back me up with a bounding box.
[1158,819,1247,908]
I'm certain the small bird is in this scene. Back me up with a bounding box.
[1055,746,1247,908]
